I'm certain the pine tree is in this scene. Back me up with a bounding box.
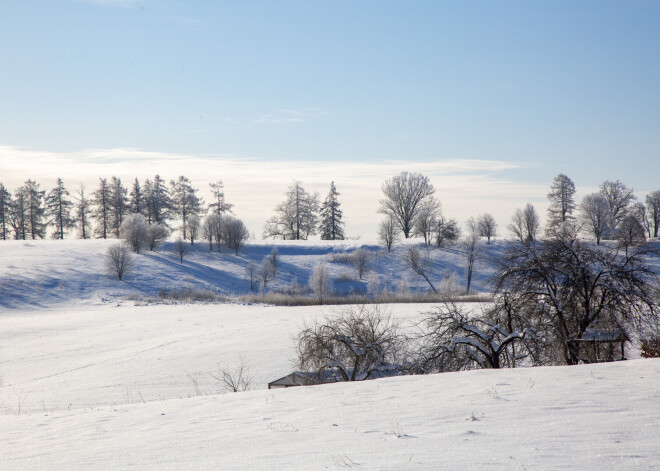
[145,175,171,225]
[546,173,576,235]
[92,178,111,239]
[319,181,345,240]
[208,180,233,215]
[0,183,11,240]
[9,188,28,240]
[129,178,145,216]
[170,176,203,239]
[45,178,75,239]
[108,176,128,238]
[23,180,46,239]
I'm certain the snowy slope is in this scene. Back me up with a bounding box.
[0,238,503,308]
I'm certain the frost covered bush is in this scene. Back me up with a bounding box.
[120,214,148,253]
[105,243,134,281]
[308,264,332,304]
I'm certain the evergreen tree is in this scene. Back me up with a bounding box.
[145,175,171,225]
[0,183,10,240]
[108,177,128,237]
[129,177,146,216]
[45,178,75,239]
[319,181,345,240]
[23,180,46,239]
[92,178,111,239]
[208,180,233,215]
[9,187,27,240]
[170,176,203,239]
[546,173,576,235]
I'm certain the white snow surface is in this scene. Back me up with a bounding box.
[1,239,659,469]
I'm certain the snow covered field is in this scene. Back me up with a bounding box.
[1,240,659,469]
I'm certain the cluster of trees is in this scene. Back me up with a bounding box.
[0,176,236,243]
[263,181,345,240]
[296,225,658,383]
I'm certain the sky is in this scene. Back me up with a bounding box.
[0,0,659,238]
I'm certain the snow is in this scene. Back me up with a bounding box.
[1,239,659,469]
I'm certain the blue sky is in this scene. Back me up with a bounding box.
[0,0,659,236]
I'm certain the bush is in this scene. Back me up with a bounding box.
[641,337,660,358]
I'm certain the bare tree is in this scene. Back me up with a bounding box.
[379,171,435,238]
[267,247,279,276]
[464,218,482,294]
[403,245,437,293]
[493,232,658,365]
[224,216,249,254]
[508,204,539,245]
[477,213,497,245]
[546,173,576,235]
[296,305,405,382]
[617,215,646,256]
[245,262,258,291]
[418,299,537,371]
[309,264,333,303]
[173,237,190,263]
[413,198,441,245]
[645,190,660,238]
[435,215,460,248]
[350,247,371,280]
[259,258,276,289]
[105,243,135,281]
[211,356,252,393]
[120,214,149,253]
[145,223,169,251]
[600,179,636,229]
[201,214,222,252]
[188,215,201,246]
[579,193,611,244]
[378,215,399,252]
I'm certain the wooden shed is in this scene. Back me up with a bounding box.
[567,329,628,363]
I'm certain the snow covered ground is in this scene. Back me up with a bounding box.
[1,240,659,469]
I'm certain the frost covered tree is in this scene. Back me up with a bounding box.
[74,184,92,239]
[464,218,482,294]
[201,214,222,251]
[403,245,437,293]
[435,216,460,248]
[617,215,646,256]
[579,193,610,244]
[631,202,652,239]
[546,173,576,235]
[144,175,171,225]
[296,305,405,382]
[308,263,332,303]
[173,237,190,263]
[45,178,75,239]
[105,243,134,281]
[319,181,345,240]
[599,179,635,230]
[129,178,146,216]
[120,214,149,253]
[208,180,233,215]
[92,178,111,239]
[413,198,441,245]
[21,180,46,239]
[477,213,497,245]
[8,186,27,239]
[108,176,129,238]
[645,190,660,238]
[264,181,319,240]
[224,216,249,254]
[145,223,169,251]
[418,299,537,371]
[245,262,258,292]
[188,215,201,246]
[350,247,371,280]
[0,183,11,240]
[379,171,435,238]
[378,215,399,252]
[170,176,203,240]
[508,204,540,245]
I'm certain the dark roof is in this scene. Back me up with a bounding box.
[571,329,628,342]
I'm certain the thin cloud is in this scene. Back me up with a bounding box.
[0,145,550,238]
[253,108,327,126]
